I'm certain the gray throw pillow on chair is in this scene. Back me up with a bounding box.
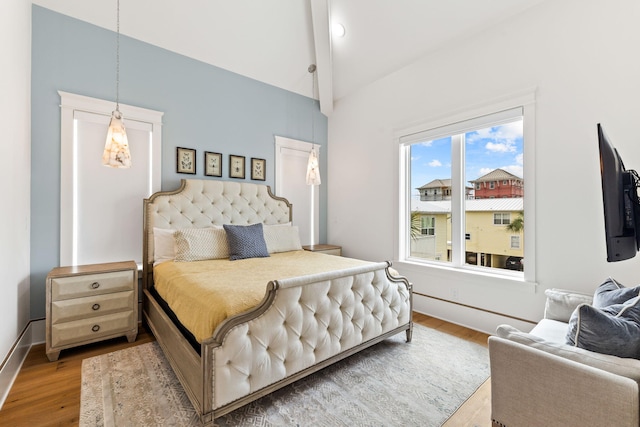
[566,296,640,359]
[592,277,640,308]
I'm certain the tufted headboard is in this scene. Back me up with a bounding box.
[142,179,292,290]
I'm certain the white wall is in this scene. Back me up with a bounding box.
[0,0,31,377]
[328,0,640,332]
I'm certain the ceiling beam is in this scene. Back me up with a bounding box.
[310,0,333,116]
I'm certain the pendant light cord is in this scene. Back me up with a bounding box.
[308,64,316,146]
[116,0,121,111]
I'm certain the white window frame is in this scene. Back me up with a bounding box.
[395,89,536,284]
[511,235,521,249]
[494,213,511,226]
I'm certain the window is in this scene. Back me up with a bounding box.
[493,213,511,225]
[400,104,530,275]
[421,216,435,235]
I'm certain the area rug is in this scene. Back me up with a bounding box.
[80,324,489,426]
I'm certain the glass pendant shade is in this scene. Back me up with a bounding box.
[102,109,131,168]
[306,147,321,185]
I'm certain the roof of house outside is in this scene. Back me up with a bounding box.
[468,168,522,183]
[417,179,451,190]
[412,197,523,213]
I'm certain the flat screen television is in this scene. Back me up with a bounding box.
[598,123,640,261]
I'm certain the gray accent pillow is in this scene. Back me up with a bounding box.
[566,296,640,359]
[223,223,270,261]
[593,277,640,308]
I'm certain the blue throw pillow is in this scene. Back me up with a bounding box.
[593,277,640,308]
[566,296,640,359]
[223,223,270,261]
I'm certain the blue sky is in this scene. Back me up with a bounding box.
[411,120,523,197]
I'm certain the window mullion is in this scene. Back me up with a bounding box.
[451,133,465,266]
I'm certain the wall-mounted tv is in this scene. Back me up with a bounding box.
[598,123,640,262]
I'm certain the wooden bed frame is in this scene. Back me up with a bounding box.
[142,179,413,425]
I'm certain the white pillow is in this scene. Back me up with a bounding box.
[174,227,229,261]
[153,228,177,266]
[263,224,302,253]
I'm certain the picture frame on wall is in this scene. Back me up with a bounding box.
[229,155,245,179]
[176,147,196,174]
[204,151,222,177]
[251,158,266,181]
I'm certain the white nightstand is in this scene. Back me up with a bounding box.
[302,244,342,256]
[45,261,138,361]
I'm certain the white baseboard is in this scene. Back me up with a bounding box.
[0,319,46,409]
[413,293,536,335]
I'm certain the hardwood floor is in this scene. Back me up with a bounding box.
[0,314,491,426]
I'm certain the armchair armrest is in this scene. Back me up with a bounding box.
[544,288,593,322]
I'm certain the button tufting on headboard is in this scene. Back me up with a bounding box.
[142,179,293,289]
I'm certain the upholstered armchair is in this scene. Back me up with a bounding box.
[489,287,640,427]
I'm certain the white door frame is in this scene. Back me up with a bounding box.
[274,136,320,245]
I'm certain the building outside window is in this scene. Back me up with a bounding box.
[401,105,526,274]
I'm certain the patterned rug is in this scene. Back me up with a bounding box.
[80,324,489,426]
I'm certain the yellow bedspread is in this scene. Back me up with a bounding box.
[153,250,374,343]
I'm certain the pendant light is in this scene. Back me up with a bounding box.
[306,64,321,186]
[102,0,131,168]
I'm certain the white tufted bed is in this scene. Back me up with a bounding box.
[142,179,413,425]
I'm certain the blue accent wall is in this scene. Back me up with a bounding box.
[31,6,327,319]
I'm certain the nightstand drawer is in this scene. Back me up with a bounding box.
[51,290,134,324]
[51,270,134,301]
[50,311,135,348]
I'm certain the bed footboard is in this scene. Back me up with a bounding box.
[205,261,412,416]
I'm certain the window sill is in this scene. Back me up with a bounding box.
[394,258,537,293]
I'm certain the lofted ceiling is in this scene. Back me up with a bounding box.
[32,0,547,115]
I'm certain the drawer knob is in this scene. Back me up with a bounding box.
[92,303,100,311]
[91,282,100,289]
[92,325,100,332]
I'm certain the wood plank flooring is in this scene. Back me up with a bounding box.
[0,314,490,426]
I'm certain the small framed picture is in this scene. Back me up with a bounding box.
[229,155,245,179]
[204,151,222,177]
[176,147,196,174]
[251,158,266,181]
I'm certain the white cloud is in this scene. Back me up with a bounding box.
[485,142,514,153]
[467,121,523,153]
[503,165,524,178]
[428,159,442,167]
[479,167,494,176]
